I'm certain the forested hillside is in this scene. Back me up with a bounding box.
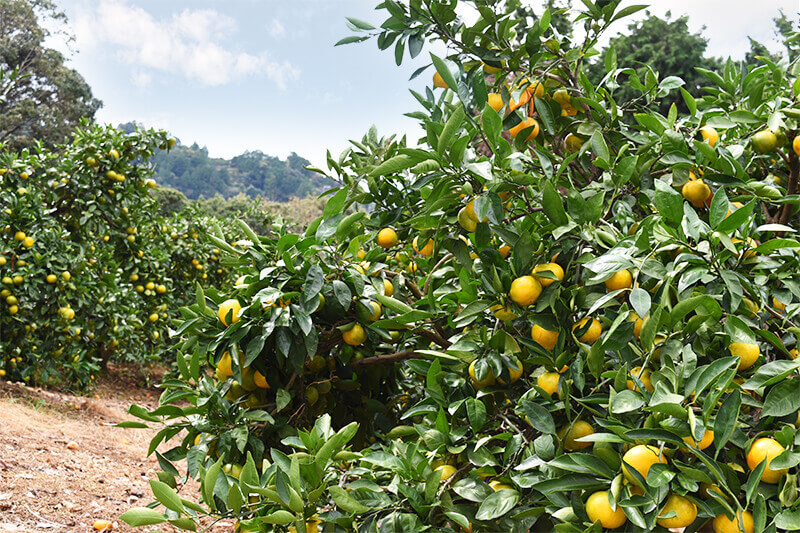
[118,123,335,200]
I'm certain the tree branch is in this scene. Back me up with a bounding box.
[350,350,426,367]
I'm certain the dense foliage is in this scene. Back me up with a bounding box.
[141,136,335,201]
[0,0,101,151]
[0,118,237,389]
[123,0,800,532]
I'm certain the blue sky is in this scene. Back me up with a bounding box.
[51,0,794,171]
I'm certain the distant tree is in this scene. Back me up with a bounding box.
[0,0,101,151]
[745,11,798,66]
[150,186,189,216]
[588,12,721,114]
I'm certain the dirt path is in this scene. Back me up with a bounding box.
[0,366,232,532]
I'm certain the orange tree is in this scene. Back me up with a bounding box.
[0,123,233,389]
[122,1,800,531]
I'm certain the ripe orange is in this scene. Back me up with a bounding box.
[700,125,719,147]
[683,429,714,451]
[553,88,570,105]
[532,262,564,287]
[458,207,478,232]
[752,129,778,153]
[92,520,114,531]
[682,180,711,208]
[629,312,644,339]
[496,358,523,385]
[490,304,517,321]
[464,200,487,223]
[531,324,559,351]
[626,367,653,392]
[488,480,513,491]
[217,352,234,377]
[342,324,367,346]
[412,236,434,256]
[656,494,697,529]
[376,228,398,249]
[604,269,632,291]
[729,342,759,370]
[565,133,583,153]
[469,360,496,389]
[622,444,667,486]
[253,371,269,389]
[218,299,242,326]
[558,420,593,450]
[712,511,754,533]
[746,437,787,483]
[435,464,457,482]
[537,371,560,397]
[508,117,539,141]
[433,72,449,89]
[572,317,602,344]
[509,276,542,306]
[585,491,627,529]
[487,93,504,112]
[793,135,800,157]
[383,278,393,297]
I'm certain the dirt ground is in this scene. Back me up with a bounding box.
[0,365,233,533]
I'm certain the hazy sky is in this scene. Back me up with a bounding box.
[50,0,796,170]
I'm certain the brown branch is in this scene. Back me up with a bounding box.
[531,69,570,87]
[350,350,426,367]
[417,327,451,348]
[405,278,424,300]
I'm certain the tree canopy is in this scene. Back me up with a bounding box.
[0,0,101,151]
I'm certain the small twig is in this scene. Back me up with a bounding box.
[23,505,68,529]
[423,253,454,295]
[351,350,426,367]
[417,328,452,348]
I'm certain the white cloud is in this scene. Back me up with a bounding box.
[73,0,300,87]
[269,19,286,39]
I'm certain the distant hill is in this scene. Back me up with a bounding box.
[118,123,336,201]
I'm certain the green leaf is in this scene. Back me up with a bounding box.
[369,155,416,177]
[653,179,683,227]
[322,187,348,218]
[430,53,457,93]
[680,88,697,116]
[534,97,555,134]
[717,199,755,234]
[475,489,520,520]
[520,400,556,435]
[150,479,185,513]
[590,130,610,165]
[541,180,568,227]
[346,17,375,30]
[629,288,651,320]
[259,511,297,525]
[482,103,502,151]
[438,105,466,155]
[329,485,371,513]
[203,459,222,511]
[611,390,645,414]
[709,188,730,229]
[466,397,487,433]
[742,360,800,390]
[120,507,168,527]
[714,390,740,454]
[762,379,800,417]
